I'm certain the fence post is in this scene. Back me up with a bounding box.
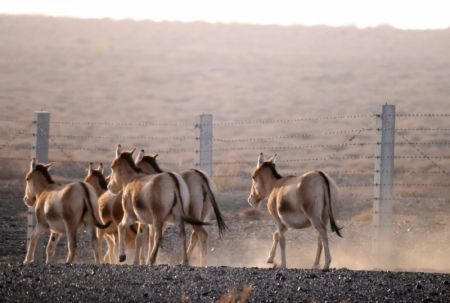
[27,111,50,251]
[195,114,213,176]
[373,104,395,247]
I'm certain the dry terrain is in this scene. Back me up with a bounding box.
[0,179,449,302]
[1,15,450,301]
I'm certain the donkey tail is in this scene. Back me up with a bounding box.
[317,171,342,238]
[192,169,228,237]
[167,172,210,226]
[80,182,112,229]
[181,215,211,226]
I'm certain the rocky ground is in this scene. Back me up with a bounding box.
[1,180,450,302]
[1,263,449,303]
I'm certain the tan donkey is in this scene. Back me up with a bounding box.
[107,145,209,265]
[247,153,342,270]
[23,159,111,264]
[135,150,228,266]
[84,163,142,264]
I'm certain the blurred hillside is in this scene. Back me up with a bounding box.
[0,15,449,186]
[0,15,449,123]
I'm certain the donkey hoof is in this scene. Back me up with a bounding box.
[119,255,126,263]
[266,258,274,264]
[272,262,280,269]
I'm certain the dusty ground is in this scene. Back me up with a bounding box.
[1,264,449,303]
[1,179,449,302]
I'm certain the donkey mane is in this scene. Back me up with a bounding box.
[141,156,163,173]
[92,170,108,190]
[261,162,282,179]
[35,165,55,184]
[121,153,142,173]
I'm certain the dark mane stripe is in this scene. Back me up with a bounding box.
[261,162,282,179]
[80,182,111,229]
[92,170,108,190]
[167,172,184,215]
[35,165,55,184]
[142,156,163,173]
[122,153,142,173]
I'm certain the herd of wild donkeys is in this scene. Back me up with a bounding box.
[23,145,342,270]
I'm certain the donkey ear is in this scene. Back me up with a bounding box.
[135,149,145,164]
[97,163,104,174]
[153,153,159,159]
[30,158,36,170]
[116,144,122,158]
[257,152,264,168]
[88,162,93,174]
[268,153,278,164]
[43,163,53,171]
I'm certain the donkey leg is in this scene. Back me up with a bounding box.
[146,226,155,265]
[149,222,163,266]
[65,224,78,264]
[133,223,146,265]
[186,230,199,261]
[194,226,208,266]
[313,235,323,269]
[278,226,288,268]
[313,222,331,270]
[104,235,116,263]
[140,225,150,265]
[178,219,188,266]
[97,229,105,263]
[118,215,134,263]
[45,232,62,264]
[90,227,100,264]
[24,224,46,264]
[267,230,280,264]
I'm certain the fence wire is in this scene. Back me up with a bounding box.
[1,111,450,205]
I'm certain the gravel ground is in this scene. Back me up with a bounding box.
[1,180,450,302]
[1,263,449,302]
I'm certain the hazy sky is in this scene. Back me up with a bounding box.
[1,0,449,29]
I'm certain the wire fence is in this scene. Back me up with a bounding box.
[1,109,450,207]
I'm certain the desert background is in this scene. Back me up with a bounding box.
[0,15,449,274]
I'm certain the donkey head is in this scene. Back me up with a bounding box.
[24,158,54,207]
[248,153,279,208]
[135,149,162,175]
[108,144,139,194]
[84,162,108,196]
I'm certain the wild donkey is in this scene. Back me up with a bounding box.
[84,163,142,264]
[108,145,209,265]
[23,159,111,264]
[135,150,228,266]
[247,153,342,270]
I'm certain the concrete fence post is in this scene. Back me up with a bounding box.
[195,114,213,176]
[27,111,50,251]
[373,104,395,247]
